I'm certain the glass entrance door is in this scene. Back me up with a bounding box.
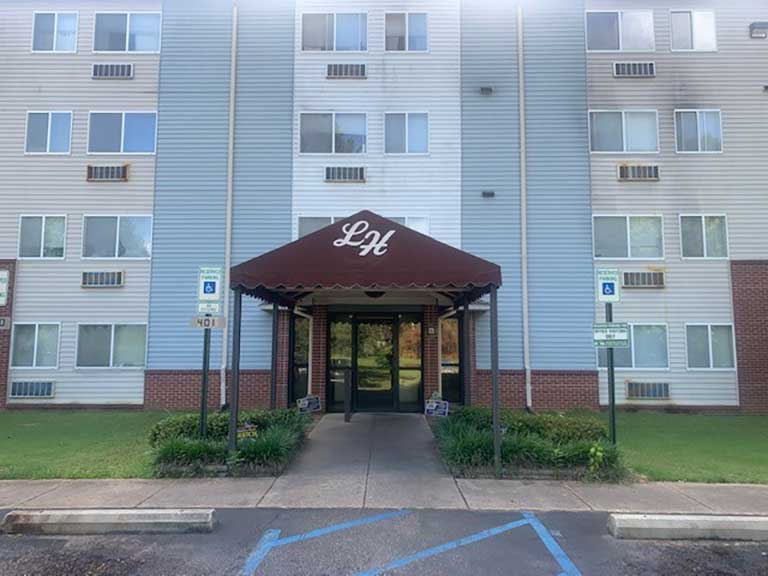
[355,320,394,411]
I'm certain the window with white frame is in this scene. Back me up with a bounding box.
[598,324,669,369]
[298,216,428,238]
[593,215,664,259]
[88,112,157,154]
[26,112,72,154]
[385,13,428,51]
[12,323,60,368]
[93,12,161,52]
[385,113,428,154]
[77,324,147,368]
[670,10,716,51]
[680,215,728,259]
[302,13,367,51]
[18,216,66,259]
[33,12,78,52]
[675,110,721,153]
[590,110,658,153]
[586,11,654,51]
[300,113,366,154]
[686,324,735,369]
[82,215,152,258]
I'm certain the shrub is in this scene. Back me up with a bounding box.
[153,437,228,467]
[232,425,301,467]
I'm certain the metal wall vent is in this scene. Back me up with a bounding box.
[623,271,665,289]
[626,381,669,400]
[325,167,366,183]
[81,271,125,288]
[327,64,366,79]
[87,165,128,182]
[92,63,134,79]
[617,164,660,182]
[10,381,55,399]
[613,62,655,78]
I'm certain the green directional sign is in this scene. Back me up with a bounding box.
[593,322,630,348]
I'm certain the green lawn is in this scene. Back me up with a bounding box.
[612,412,768,484]
[0,410,173,479]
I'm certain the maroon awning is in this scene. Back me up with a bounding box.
[230,210,502,305]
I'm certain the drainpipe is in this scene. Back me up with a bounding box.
[220,2,238,407]
[517,5,533,411]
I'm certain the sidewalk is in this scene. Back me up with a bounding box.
[2,478,768,514]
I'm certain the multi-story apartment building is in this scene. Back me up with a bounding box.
[1,0,766,414]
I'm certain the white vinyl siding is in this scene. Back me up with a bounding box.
[76,324,147,368]
[593,215,664,259]
[586,11,654,52]
[589,110,658,153]
[88,112,157,154]
[11,323,60,368]
[82,215,152,259]
[670,10,717,51]
[18,215,66,259]
[598,324,669,369]
[301,13,367,51]
[680,215,728,259]
[32,12,78,52]
[93,12,161,53]
[25,111,72,154]
[675,110,722,153]
[686,324,735,370]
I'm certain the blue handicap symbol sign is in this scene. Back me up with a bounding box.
[601,282,615,296]
[203,280,217,294]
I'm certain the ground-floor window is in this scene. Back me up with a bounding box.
[289,315,310,404]
[598,324,669,369]
[686,324,735,370]
[440,316,463,403]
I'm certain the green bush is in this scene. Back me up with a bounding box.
[232,426,301,467]
[153,437,228,467]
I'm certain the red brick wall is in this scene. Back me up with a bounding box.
[0,260,15,409]
[144,370,273,410]
[423,305,440,401]
[311,305,328,410]
[731,261,768,413]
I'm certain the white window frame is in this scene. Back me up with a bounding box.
[31,11,79,53]
[81,214,153,260]
[679,214,729,260]
[295,214,429,240]
[585,10,655,53]
[24,111,73,155]
[592,214,666,261]
[17,214,67,260]
[588,109,659,154]
[92,11,162,54]
[75,322,148,369]
[673,109,723,154]
[384,12,429,52]
[300,12,368,53]
[87,111,158,155]
[298,112,367,155]
[685,323,736,371]
[597,323,670,371]
[384,112,430,155]
[10,322,62,370]
[669,9,717,53]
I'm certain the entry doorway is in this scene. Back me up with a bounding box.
[327,312,423,413]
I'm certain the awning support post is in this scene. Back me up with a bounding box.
[228,287,243,452]
[490,284,501,478]
[271,302,279,409]
[463,299,471,406]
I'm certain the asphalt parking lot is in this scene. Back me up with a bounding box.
[1,508,767,576]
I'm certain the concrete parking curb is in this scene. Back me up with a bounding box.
[608,513,768,541]
[1,508,216,535]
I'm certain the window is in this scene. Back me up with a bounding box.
[385,13,428,51]
[593,215,664,259]
[302,13,367,51]
[300,113,366,154]
[598,324,668,369]
[33,12,77,52]
[680,215,728,259]
[88,112,157,154]
[298,216,428,238]
[589,111,658,153]
[671,11,716,51]
[586,11,654,51]
[26,112,72,154]
[93,12,161,52]
[385,113,428,154]
[675,110,721,153]
[686,324,735,369]
[77,324,147,368]
[18,216,66,259]
[83,215,152,258]
[12,324,60,368]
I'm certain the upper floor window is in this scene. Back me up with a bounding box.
[586,11,654,51]
[12,323,60,369]
[385,13,428,51]
[686,324,735,369]
[300,113,366,154]
[302,13,367,51]
[298,216,428,238]
[593,215,664,259]
[385,113,428,154]
[19,215,66,259]
[33,12,78,52]
[671,10,716,51]
[680,215,728,259]
[598,324,669,369]
[94,12,161,53]
[83,215,152,259]
[675,110,721,153]
[589,110,658,153]
[77,324,147,368]
[26,112,72,154]
[88,112,157,154]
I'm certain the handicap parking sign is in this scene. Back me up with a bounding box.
[204,280,217,294]
[596,268,621,303]
[602,282,615,296]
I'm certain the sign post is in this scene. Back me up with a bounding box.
[595,268,623,445]
[196,267,223,438]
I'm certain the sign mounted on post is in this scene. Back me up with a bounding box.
[596,268,621,303]
[593,322,630,348]
[190,316,227,330]
[0,270,8,308]
[197,267,223,315]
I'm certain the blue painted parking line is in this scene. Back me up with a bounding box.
[523,512,582,576]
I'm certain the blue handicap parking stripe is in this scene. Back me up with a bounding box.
[523,512,582,576]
